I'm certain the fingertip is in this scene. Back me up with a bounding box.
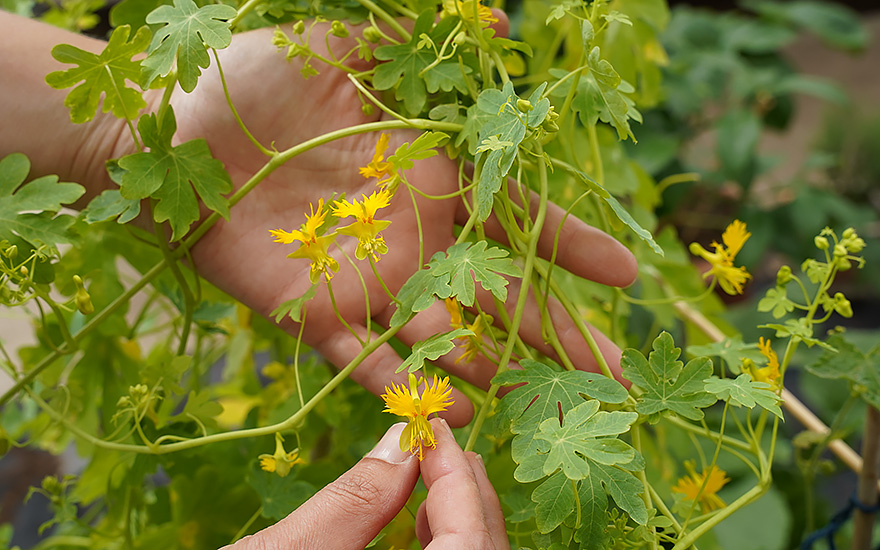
[442,387,474,427]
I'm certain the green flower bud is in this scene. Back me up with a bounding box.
[452,31,467,46]
[3,244,17,259]
[73,275,94,315]
[844,235,866,254]
[834,292,853,318]
[836,256,852,271]
[842,228,856,240]
[776,265,792,286]
[546,106,559,122]
[291,20,305,35]
[814,236,829,250]
[363,26,382,43]
[330,20,349,38]
[361,103,375,116]
[271,29,289,48]
[833,243,847,258]
[516,98,533,112]
[19,265,28,277]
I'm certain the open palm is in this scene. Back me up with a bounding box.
[166,23,637,424]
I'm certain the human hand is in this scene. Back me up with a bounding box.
[223,419,506,550]
[148,18,637,425]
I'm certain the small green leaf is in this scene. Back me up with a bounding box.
[621,332,717,422]
[473,81,550,221]
[82,189,142,224]
[388,131,448,173]
[687,335,762,374]
[117,108,231,240]
[390,268,436,327]
[141,0,237,93]
[757,286,796,319]
[270,284,318,323]
[429,241,521,306]
[704,374,784,419]
[373,10,458,115]
[0,153,85,247]
[397,328,473,373]
[45,25,150,123]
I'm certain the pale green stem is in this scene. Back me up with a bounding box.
[464,146,549,452]
[229,0,264,29]
[23,325,401,454]
[354,0,411,41]
[212,49,273,156]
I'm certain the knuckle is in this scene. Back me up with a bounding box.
[322,469,384,512]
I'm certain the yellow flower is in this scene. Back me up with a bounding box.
[442,0,498,25]
[444,297,463,328]
[672,463,730,512]
[689,220,752,295]
[332,189,392,262]
[750,337,781,390]
[444,298,489,363]
[269,199,339,283]
[259,433,305,478]
[359,133,397,187]
[381,373,454,460]
[456,313,488,364]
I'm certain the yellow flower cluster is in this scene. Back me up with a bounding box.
[269,134,397,282]
[689,220,752,295]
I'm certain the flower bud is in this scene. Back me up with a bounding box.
[73,275,94,315]
[453,31,467,46]
[363,26,382,43]
[842,228,856,240]
[291,20,305,35]
[776,265,792,286]
[834,292,853,317]
[833,243,847,258]
[3,245,17,259]
[271,29,289,48]
[814,236,829,250]
[516,98,533,112]
[844,235,866,254]
[361,103,375,116]
[836,257,852,271]
[330,20,349,38]
[19,265,28,277]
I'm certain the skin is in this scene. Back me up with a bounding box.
[1,9,637,547]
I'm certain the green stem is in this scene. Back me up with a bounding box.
[230,506,264,543]
[671,482,769,550]
[229,0,264,29]
[24,325,401,455]
[151,210,194,357]
[354,0,411,42]
[464,145,549,452]
[212,49,273,156]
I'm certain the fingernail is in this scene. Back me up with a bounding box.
[438,417,453,436]
[474,454,488,476]
[366,422,411,464]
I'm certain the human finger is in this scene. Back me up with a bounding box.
[224,423,418,550]
[415,418,507,549]
[456,181,638,288]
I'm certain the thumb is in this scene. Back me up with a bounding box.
[228,423,419,550]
